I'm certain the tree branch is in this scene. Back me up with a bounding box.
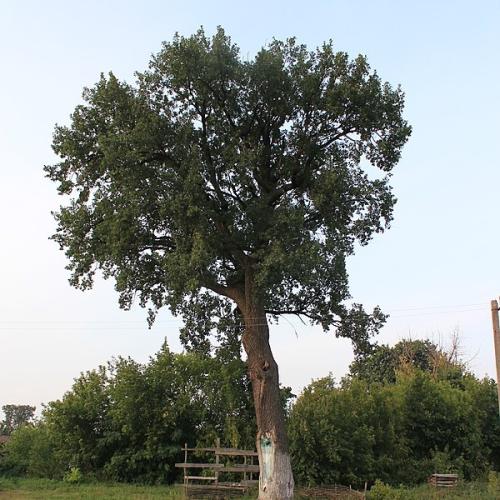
[203,279,244,304]
[265,309,320,322]
[199,107,229,211]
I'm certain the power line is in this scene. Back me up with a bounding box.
[0,302,490,328]
[0,310,488,330]
[384,303,486,312]
[390,307,485,319]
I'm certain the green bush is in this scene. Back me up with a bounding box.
[63,466,83,484]
[487,470,499,496]
[367,480,403,500]
[289,369,499,487]
[0,343,256,484]
[2,338,498,489]
[0,424,62,478]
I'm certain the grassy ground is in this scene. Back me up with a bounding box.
[0,477,498,499]
[0,478,185,499]
[364,481,499,500]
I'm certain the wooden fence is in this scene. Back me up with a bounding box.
[175,440,258,497]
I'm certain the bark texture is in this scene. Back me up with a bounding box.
[239,286,294,500]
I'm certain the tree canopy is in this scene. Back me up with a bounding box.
[349,337,467,385]
[45,27,410,343]
[0,405,36,436]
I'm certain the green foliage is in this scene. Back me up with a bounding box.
[487,470,499,496]
[41,366,113,476]
[0,423,62,478]
[45,26,410,350]
[0,404,36,435]
[349,338,464,384]
[0,343,255,484]
[368,480,403,500]
[465,377,500,471]
[289,377,399,488]
[63,467,83,484]
[288,366,500,488]
[1,347,498,489]
[288,377,377,487]
[429,449,464,475]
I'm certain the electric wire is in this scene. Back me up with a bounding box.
[0,302,491,330]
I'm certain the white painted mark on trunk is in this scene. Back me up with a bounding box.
[260,434,273,489]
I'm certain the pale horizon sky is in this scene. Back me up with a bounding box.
[1,1,500,412]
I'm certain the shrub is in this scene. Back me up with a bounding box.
[63,466,83,484]
[487,470,499,496]
[368,479,403,500]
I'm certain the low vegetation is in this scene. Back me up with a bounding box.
[0,476,498,499]
[289,339,500,488]
[1,337,499,497]
[366,474,499,499]
[0,477,183,499]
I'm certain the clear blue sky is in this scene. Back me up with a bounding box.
[1,1,499,410]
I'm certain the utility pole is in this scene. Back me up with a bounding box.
[490,299,500,416]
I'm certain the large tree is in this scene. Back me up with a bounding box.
[45,28,410,499]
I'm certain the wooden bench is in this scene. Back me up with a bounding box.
[175,440,259,497]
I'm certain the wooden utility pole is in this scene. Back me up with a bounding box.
[490,299,500,416]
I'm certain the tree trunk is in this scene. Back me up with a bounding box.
[240,295,294,499]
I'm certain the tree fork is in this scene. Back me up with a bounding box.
[241,295,294,500]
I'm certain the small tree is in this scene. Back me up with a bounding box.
[45,28,410,498]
